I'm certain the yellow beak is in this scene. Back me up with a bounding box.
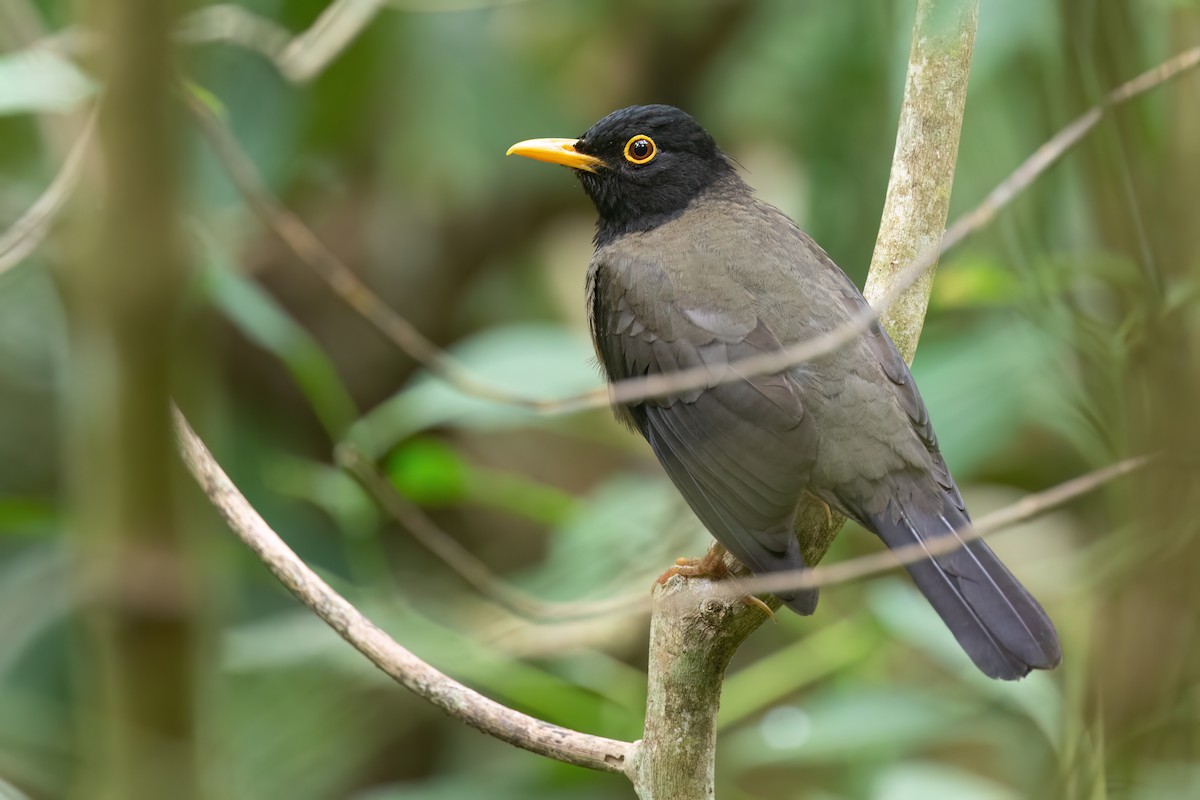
[505,137,604,173]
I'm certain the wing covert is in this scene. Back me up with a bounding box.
[587,253,819,612]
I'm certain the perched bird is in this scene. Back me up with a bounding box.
[507,105,1061,680]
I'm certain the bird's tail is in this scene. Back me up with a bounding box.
[868,497,1061,680]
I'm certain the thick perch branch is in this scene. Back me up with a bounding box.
[171,410,633,776]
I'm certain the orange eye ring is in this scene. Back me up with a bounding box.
[623,135,657,165]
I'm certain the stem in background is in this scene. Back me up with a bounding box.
[59,1,200,799]
[630,2,980,797]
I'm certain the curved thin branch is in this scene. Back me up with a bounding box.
[172,408,633,775]
[174,5,294,66]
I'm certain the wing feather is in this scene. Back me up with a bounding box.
[588,253,819,612]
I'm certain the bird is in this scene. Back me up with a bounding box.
[506,104,1061,680]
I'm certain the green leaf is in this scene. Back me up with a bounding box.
[910,317,1061,475]
[0,49,96,116]
[383,437,577,523]
[0,498,56,538]
[384,437,470,505]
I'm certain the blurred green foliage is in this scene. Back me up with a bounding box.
[2,0,1199,798]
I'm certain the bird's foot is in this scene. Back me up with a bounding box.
[654,542,729,586]
[653,543,776,621]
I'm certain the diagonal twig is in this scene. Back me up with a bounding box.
[46,1,388,85]
[184,92,546,409]
[344,447,1150,623]
[187,46,1200,416]
[273,0,387,84]
[5,47,1196,409]
[335,441,603,621]
[0,108,95,278]
[941,45,1200,253]
[711,455,1152,602]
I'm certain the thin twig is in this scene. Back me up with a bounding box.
[275,0,388,84]
[336,442,621,621]
[184,93,551,409]
[344,447,1150,623]
[0,109,94,278]
[186,46,1200,416]
[942,45,1200,252]
[4,44,1193,389]
[172,408,634,774]
[384,0,533,11]
[45,1,388,84]
[712,455,1151,602]
[174,5,293,65]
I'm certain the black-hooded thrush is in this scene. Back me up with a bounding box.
[507,104,1061,680]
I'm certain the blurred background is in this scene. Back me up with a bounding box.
[1,0,1199,798]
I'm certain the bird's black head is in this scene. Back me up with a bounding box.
[508,105,735,245]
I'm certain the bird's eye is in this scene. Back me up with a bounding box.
[623,135,656,165]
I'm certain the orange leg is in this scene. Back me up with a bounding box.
[655,541,730,585]
[654,542,776,621]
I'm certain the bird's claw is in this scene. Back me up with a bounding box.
[741,594,777,622]
[653,544,775,620]
[654,543,729,586]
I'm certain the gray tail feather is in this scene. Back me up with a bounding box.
[869,499,1062,680]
